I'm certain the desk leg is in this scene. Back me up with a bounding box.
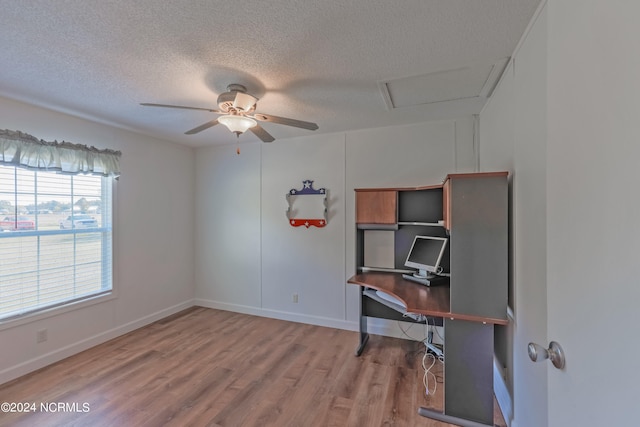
[355,315,369,356]
[356,286,369,357]
[418,319,494,426]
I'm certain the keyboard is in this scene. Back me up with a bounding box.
[375,290,406,308]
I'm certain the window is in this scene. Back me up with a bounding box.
[0,129,120,323]
[0,165,114,321]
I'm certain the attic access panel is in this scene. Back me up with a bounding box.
[379,58,509,109]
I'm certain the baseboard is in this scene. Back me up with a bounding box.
[193,298,442,344]
[0,299,194,385]
[194,298,359,332]
[364,317,445,344]
[494,356,513,427]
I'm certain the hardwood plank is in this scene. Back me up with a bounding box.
[0,307,506,426]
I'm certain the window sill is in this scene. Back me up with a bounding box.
[0,291,117,332]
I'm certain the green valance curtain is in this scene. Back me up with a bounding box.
[0,129,121,177]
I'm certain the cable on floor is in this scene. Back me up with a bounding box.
[422,350,444,398]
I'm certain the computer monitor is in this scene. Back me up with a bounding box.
[404,235,448,279]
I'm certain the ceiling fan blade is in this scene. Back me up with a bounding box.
[252,113,319,131]
[140,103,221,113]
[185,119,219,135]
[250,124,275,143]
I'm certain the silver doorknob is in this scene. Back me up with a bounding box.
[528,341,565,369]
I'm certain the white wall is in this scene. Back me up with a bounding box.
[481,1,640,425]
[0,96,196,384]
[194,142,262,310]
[546,1,640,425]
[479,4,548,427]
[261,133,346,321]
[195,118,477,335]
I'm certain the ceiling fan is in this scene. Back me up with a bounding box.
[141,84,318,142]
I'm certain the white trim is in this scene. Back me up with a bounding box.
[473,114,480,172]
[480,0,548,118]
[509,0,548,66]
[194,298,437,342]
[479,58,510,99]
[0,299,194,385]
[377,81,394,111]
[0,291,116,331]
[194,299,358,332]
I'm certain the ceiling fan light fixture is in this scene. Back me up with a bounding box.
[218,114,257,134]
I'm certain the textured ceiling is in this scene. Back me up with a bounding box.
[0,0,540,147]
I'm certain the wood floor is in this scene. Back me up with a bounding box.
[0,307,506,427]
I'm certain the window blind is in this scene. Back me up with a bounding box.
[0,165,113,321]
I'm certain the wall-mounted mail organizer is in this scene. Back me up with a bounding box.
[286,180,328,228]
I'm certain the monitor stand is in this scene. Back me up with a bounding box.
[402,272,448,286]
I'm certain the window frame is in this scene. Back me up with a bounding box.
[0,166,117,328]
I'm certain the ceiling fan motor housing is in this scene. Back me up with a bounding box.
[217,84,257,113]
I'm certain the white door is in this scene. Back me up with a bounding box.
[546,1,640,425]
[479,4,549,426]
[511,3,548,426]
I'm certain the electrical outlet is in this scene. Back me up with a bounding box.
[36,329,48,343]
[292,293,299,303]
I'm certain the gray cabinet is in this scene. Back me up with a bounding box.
[445,172,508,321]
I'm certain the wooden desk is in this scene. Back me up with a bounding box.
[349,272,508,325]
[349,272,449,316]
[349,272,507,427]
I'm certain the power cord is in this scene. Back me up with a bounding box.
[422,351,438,397]
[422,345,445,397]
[398,317,429,342]
[397,318,445,399]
